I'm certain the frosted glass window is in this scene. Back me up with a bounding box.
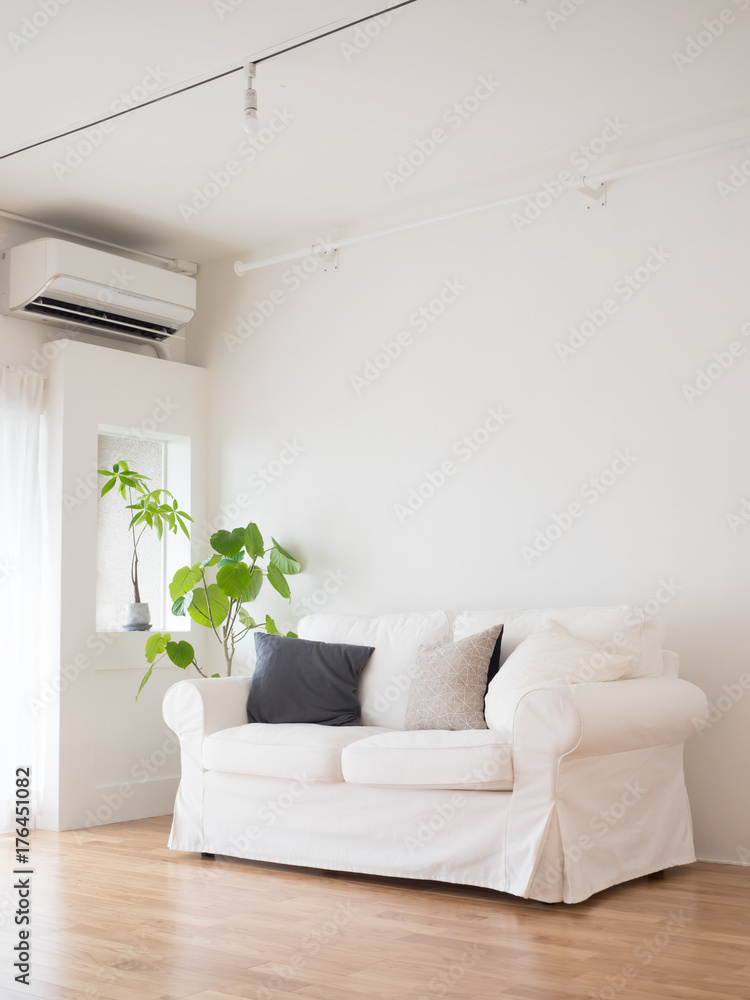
[96,434,166,632]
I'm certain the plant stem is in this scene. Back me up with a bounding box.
[200,573,223,646]
[128,486,141,604]
[222,605,235,676]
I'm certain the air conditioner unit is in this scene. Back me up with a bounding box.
[0,238,197,348]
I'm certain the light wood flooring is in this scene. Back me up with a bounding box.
[1,815,749,1000]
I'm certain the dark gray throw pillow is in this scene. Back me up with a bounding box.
[247,633,375,726]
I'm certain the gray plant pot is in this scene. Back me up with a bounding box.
[123,602,151,631]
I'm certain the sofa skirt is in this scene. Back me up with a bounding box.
[183,771,514,892]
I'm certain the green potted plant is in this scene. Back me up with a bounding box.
[137,521,301,698]
[99,460,192,631]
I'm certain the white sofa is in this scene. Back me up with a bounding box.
[162,606,707,904]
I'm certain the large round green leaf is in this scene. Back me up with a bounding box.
[216,561,252,599]
[238,608,257,629]
[245,522,265,558]
[144,632,169,664]
[238,565,264,603]
[188,584,230,628]
[171,596,188,617]
[169,564,203,602]
[166,640,195,669]
[264,614,280,635]
[270,538,302,575]
[210,528,247,558]
[266,562,291,600]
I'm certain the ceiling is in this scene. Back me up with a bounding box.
[1,0,749,266]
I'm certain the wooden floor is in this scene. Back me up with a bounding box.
[1,816,749,1000]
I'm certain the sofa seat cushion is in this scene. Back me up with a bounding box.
[341,729,513,791]
[203,723,391,782]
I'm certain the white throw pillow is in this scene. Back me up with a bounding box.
[484,619,634,733]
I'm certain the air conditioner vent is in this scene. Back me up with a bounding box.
[25,296,175,341]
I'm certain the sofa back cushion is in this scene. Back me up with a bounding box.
[453,605,664,680]
[297,612,453,728]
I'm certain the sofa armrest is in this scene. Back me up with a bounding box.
[507,677,707,902]
[513,677,708,759]
[163,677,252,742]
[162,677,251,853]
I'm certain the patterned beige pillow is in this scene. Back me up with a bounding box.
[404,625,503,731]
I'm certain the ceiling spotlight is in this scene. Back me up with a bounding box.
[243,62,259,136]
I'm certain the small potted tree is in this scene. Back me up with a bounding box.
[99,460,192,631]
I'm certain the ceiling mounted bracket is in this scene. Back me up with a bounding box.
[578,180,606,211]
[313,244,339,273]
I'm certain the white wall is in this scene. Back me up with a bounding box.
[189,146,750,864]
[41,342,207,831]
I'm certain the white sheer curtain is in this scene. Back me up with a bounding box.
[0,365,45,833]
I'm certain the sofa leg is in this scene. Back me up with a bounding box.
[201,852,215,859]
